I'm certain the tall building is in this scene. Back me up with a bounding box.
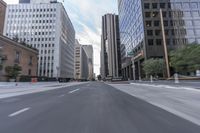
[82,45,94,80]
[4,0,75,80]
[101,14,121,79]
[0,0,6,34]
[118,0,200,79]
[74,40,89,80]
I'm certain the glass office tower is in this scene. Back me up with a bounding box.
[118,0,200,79]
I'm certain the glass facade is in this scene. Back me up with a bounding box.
[119,0,200,59]
[118,0,200,79]
[118,0,144,59]
[170,0,200,44]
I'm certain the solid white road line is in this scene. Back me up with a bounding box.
[9,107,30,117]
[68,89,80,94]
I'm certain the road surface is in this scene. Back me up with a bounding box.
[0,82,200,133]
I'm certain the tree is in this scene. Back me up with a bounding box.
[143,58,165,77]
[5,64,22,80]
[170,44,200,74]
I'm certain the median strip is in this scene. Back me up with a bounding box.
[9,107,30,117]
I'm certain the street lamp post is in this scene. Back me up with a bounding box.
[160,9,170,79]
[120,31,136,81]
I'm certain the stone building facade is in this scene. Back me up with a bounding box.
[0,35,38,81]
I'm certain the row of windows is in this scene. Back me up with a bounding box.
[9,8,56,12]
[8,13,56,18]
[147,38,199,46]
[40,50,54,54]
[146,29,187,36]
[144,2,200,10]
[7,19,56,24]
[39,69,54,77]
[145,11,200,19]
[145,19,200,28]
[40,56,54,60]
[144,2,171,9]
[7,25,55,30]
[33,43,55,48]
[14,51,33,66]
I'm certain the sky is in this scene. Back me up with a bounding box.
[4,0,118,75]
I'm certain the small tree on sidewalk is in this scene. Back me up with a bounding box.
[5,64,22,81]
[170,44,200,75]
[143,58,165,78]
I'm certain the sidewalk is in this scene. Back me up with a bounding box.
[110,83,200,126]
[0,82,87,99]
[129,80,200,89]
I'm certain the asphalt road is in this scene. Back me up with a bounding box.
[0,82,200,133]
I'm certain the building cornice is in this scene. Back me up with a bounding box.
[0,35,38,54]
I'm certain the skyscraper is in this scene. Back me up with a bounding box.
[0,0,6,34]
[4,0,75,80]
[101,14,121,79]
[74,40,89,80]
[118,0,200,79]
[82,45,94,80]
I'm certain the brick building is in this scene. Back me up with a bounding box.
[0,35,38,81]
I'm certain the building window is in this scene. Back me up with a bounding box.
[144,3,150,9]
[154,21,160,26]
[145,12,151,18]
[160,3,166,9]
[152,3,158,9]
[28,69,32,75]
[148,39,154,45]
[164,20,168,26]
[156,39,162,45]
[29,56,33,66]
[15,51,20,63]
[146,21,152,27]
[147,30,153,36]
[155,30,161,36]
[152,12,159,17]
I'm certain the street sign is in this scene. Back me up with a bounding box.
[127,51,134,56]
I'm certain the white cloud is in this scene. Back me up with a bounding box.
[64,0,118,75]
[4,0,18,4]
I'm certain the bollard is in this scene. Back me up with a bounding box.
[139,77,142,82]
[174,73,179,84]
[150,75,153,83]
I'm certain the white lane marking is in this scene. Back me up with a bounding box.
[9,108,30,117]
[58,94,65,97]
[68,89,80,94]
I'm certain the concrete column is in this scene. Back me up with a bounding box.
[132,61,136,81]
[138,60,141,80]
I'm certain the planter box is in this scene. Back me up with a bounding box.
[9,79,15,82]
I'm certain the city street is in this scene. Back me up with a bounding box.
[0,82,200,133]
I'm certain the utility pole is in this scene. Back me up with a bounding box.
[160,9,170,79]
